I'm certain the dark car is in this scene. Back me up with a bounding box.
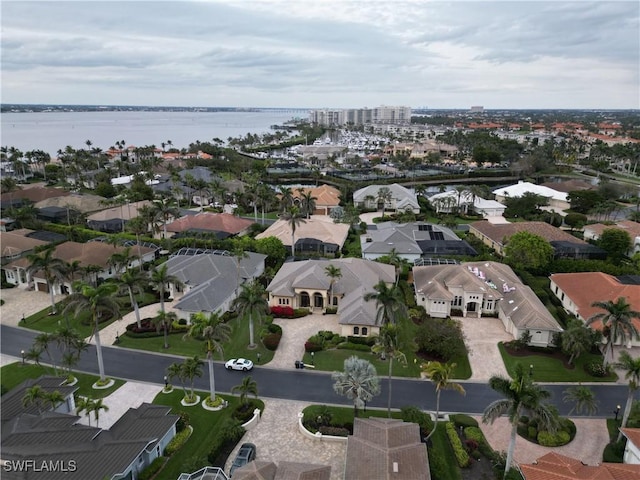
[229,442,256,477]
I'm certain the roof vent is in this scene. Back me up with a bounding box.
[393,462,399,473]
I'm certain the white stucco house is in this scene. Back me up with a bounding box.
[493,181,570,213]
[353,183,420,214]
[428,190,506,218]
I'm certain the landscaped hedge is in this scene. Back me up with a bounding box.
[138,456,166,480]
[347,336,376,347]
[269,306,309,318]
[336,342,371,352]
[586,360,609,377]
[304,341,323,353]
[164,426,192,456]
[319,426,350,436]
[207,420,245,467]
[445,422,470,467]
[537,430,570,447]
[262,333,282,351]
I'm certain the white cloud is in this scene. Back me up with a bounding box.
[1,0,638,108]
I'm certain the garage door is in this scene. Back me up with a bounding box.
[36,282,49,293]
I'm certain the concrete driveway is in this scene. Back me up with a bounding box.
[0,287,64,327]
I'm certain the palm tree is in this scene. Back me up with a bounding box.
[117,268,148,329]
[376,187,392,217]
[153,310,177,349]
[27,247,67,314]
[89,398,109,428]
[613,350,640,439]
[332,356,381,418]
[382,248,403,286]
[152,199,180,239]
[22,385,46,414]
[75,396,92,425]
[422,361,466,440]
[299,190,317,219]
[482,363,558,479]
[44,390,66,411]
[125,216,148,270]
[63,260,83,293]
[231,376,258,407]
[373,323,407,417]
[33,332,58,375]
[107,247,134,274]
[588,297,640,366]
[183,356,204,402]
[562,384,599,416]
[280,206,306,261]
[232,280,269,349]
[186,312,231,402]
[278,186,294,212]
[167,362,187,396]
[363,281,407,326]
[561,320,594,366]
[324,264,342,308]
[151,264,183,314]
[63,282,121,382]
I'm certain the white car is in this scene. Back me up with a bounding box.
[225,358,254,371]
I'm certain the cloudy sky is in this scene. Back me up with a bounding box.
[2,0,639,109]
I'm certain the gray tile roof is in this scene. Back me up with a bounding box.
[234,460,331,480]
[362,222,462,256]
[1,377,77,423]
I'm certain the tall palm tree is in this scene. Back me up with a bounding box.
[377,187,392,217]
[364,281,407,326]
[125,216,149,270]
[75,396,92,425]
[44,390,66,411]
[151,264,183,314]
[332,356,381,418]
[588,297,640,366]
[117,268,148,329]
[63,260,83,294]
[280,206,306,261]
[278,186,294,212]
[89,398,109,428]
[27,247,66,314]
[232,280,269,348]
[561,321,593,366]
[153,310,177,349]
[231,376,258,407]
[324,264,342,308]
[166,362,187,396]
[482,363,558,479]
[373,323,407,417]
[152,199,180,239]
[422,361,466,440]
[613,350,640,439]
[186,312,231,402]
[33,332,58,376]
[64,282,121,382]
[108,247,134,274]
[182,356,204,402]
[562,384,599,416]
[299,190,317,219]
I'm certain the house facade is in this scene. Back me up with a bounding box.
[413,261,562,347]
[266,258,395,337]
[428,190,506,218]
[493,181,570,212]
[353,183,420,214]
[622,428,640,464]
[584,220,640,257]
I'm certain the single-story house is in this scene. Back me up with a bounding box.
[622,428,640,464]
[233,461,331,480]
[345,418,430,480]
[361,222,476,262]
[256,215,349,256]
[0,229,49,265]
[584,220,640,256]
[86,200,153,233]
[34,193,108,215]
[1,377,178,480]
[0,186,70,211]
[353,183,420,214]
[266,258,395,337]
[493,181,570,212]
[3,241,156,293]
[549,272,640,347]
[428,190,506,218]
[291,184,341,215]
[520,452,640,479]
[166,212,253,239]
[469,220,607,260]
[163,251,266,321]
[413,261,562,347]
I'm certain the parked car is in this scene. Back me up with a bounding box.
[229,442,256,477]
[225,358,254,371]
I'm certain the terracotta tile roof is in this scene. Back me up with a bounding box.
[621,427,640,449]
[584,221,640,240]
[166,213,253,235]
[520,452,640,480]
[470,221,586,247]
[549,272,640,328]
[256,215,349,248]
[292,185,341,207]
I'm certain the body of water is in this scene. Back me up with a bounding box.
[1,110,301,156]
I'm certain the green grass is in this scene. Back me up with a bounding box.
[498,343,617,382]
[23,292,157,337]
[116,314,275,365]
[0,362,124,399]
[152,390,263,480]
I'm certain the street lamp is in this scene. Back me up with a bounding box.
[21,350,25,365]
[615,405,621,422]
[257,353,261,364]
[164,376,168,389]
[311,351,315,365]
[529,364,534,378]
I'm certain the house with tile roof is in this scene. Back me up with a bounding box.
[290,184,341,216]
[256,215,349,257]
[353,183,420,214]
[519,451,640,479]
[164,251,266,321]
[360,222,476,261]
[584,220,640,257]
[413,261,562,347]
[266,258,395,337]
[86,200,154,233]
[0,229,49,266]
[493,181,570,212]
[428,190,506,218]
[344,418,430,480]
[621,428,640,464]
[469,221,607,260]
[0,186,70,211]
[549,272,640,347]
[166,212,253,239]
[2,377,178,480]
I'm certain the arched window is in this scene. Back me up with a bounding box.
[353,327,360,335]
[300,292,310,308]
[362,327,368,336]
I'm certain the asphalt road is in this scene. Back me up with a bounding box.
[2,324,634,417]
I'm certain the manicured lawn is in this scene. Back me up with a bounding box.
[498,343,617,382]
[152,390,264,480]
[0,362,124,399]
[302,404,404,425]
[116,313,275,366]
[24,292,157,337]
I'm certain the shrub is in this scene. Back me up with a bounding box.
[336,342,371,352]
[465,438,479,452]
[325,307,338,314]
[267,323,283,335]
[520,415,529,425]
[262,333,281,351]
[427,449,449,479]
[176,411,189,432]
[270,305,294,318]
[318,426,350,437]
[164,426,192,456]
[528,426,538,439]
[416,317,467,361]
[304,341,323,353]
[586,360,609,377]
[293,308,309,318]
[445,422,470,467]
[178,318,187,325]
[537,430,571,447]
[207,419,245,466]
[401,406,434,438]
[451,415,478,428]
[464,426,493,458]
[347,336,376,346]
[233,399,261,423]
[138,456,166,480]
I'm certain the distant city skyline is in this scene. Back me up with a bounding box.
[2,1,639,110]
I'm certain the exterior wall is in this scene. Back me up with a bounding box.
[468,226,504,255]
[549,279,580,318]
[340,324,379,338]
[361,251,420,263]
[624,440,640,464]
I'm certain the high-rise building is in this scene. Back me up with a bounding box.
[310,106,411,126]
